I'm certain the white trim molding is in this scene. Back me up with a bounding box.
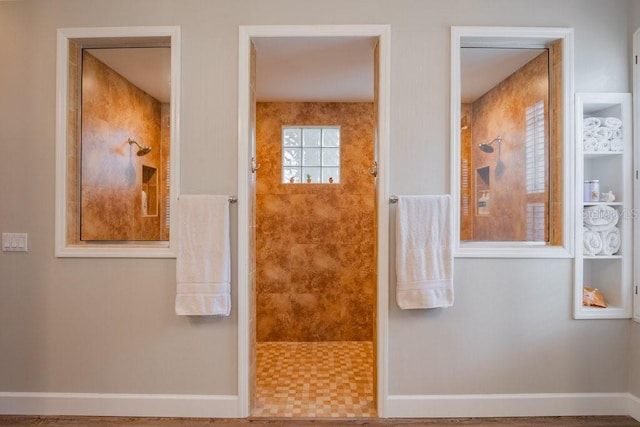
[2,392,637,420]
[0,392,237,418]
[55,26,181,258]
[387,393,633,419]
[450,26,575,258]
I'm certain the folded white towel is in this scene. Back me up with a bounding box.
[583,205,619,231]
[176,195,231,316]
[395,195,453,309]
[583,227,603,256]
[599,227,621,255]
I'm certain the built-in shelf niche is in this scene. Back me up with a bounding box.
[142,165,158,217]
[574,92,632,320]
[476,166,490,216]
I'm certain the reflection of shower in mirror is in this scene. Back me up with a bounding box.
[478,136,501,153]
[128,137,152,156]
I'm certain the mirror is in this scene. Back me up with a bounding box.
[55,27,181,257]
[451,27,574,257]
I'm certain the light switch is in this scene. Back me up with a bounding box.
[2,233,28,252]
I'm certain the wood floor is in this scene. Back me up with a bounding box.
[0,416,638,426]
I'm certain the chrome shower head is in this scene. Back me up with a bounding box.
[128,138,152,156]
[478,136,501,154]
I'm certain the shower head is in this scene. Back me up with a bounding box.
[478,143,494,153]
[478,136,502,154]
[127,138,152,156]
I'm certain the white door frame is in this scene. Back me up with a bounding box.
[634,27,640,324]
[237,24,391,418]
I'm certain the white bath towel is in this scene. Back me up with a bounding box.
[610,138,624,152]
[583,117,601,132]
[583,137,598,152]
[599,227,621,256]
[612,128,623,140]
[593,126,613,143]
[603,117,622,130]
[395,195,453,309]
[610,129,624,151]
[583,227,603,256]
[595,139,611,152]
[583,205,619,232]
[175,195,231,316]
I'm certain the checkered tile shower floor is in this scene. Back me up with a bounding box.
[253,341,375,418]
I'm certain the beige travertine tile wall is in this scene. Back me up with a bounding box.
[256,102,375,342]
[80,51,163,241]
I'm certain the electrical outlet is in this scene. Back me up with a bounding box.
[2,233,28,252]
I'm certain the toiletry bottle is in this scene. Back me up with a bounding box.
[478,191,488,215]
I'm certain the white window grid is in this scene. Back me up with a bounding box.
[525,100,546,194]
[282,126,341,184]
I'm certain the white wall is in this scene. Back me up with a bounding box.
[0,0,634,407]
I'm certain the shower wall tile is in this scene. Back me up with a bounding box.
[80,51,164,241]
[468,52,549,242]
[256,102,375,342]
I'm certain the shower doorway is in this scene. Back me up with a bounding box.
[237,25,391,418]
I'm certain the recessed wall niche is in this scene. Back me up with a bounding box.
[142,166,158,217]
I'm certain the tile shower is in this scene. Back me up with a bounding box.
[254,102,376,417]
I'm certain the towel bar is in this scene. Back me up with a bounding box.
[228,196,237,204]
[389,195,398,204]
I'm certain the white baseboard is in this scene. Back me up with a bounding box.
[0,391,636,419]
[386,393,632,418]
[0,392,238,418]
[629,394,640,422]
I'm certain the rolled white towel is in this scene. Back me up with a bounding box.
[612,128,623,140]
[583,227,603,256]
[595,139,610,152]
[610,138,624,152]
[583,205,619,231]
[593,126,613,142]
[583,137,598,152]
[604,117,622,130]
[599,227,621,255]
[583,117,601,132]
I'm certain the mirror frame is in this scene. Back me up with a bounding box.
[55,26,181,258]
[450,26,575,258]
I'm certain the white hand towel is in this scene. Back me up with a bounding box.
[395,195,453,309]
[176,195,231,316]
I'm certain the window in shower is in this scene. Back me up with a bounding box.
[282,126,340,184]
